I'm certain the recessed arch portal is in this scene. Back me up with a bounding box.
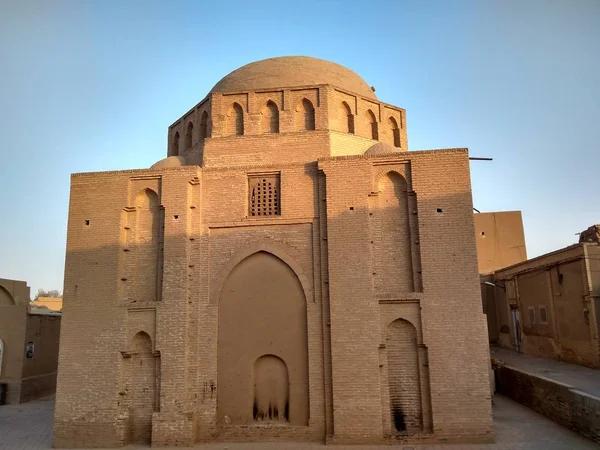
[217,251,309,426]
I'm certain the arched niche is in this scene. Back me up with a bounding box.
[199,111,209,139]
[340,101,354,134]
[129,331,158,444]
[260,101,279,134]
[185,122,194,149]
[226,103,244,136]
[217,251,309,426]
[371,171,414,293]
[253,354,289,422]
[366,109,378,140]
[295,98,315,131]
[386,318,422,434]
[171,131,180,156]
[133,189,163,302]
[387,117,400,148]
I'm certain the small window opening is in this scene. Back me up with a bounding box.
[436,208,443,213]
[539,306,548,324]
[481,231,485,237]
[528,307,536,325]
[173,215,179,220]
[85,220,90,226]
[248,174,280,216]
[349,206,354,211]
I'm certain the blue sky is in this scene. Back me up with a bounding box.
[1,0,598,295]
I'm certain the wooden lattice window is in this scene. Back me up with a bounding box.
[248,174,280,217]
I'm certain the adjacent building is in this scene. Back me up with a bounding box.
[0,278,61,404]
[483,226,600,368]
[474,211,527,276]
[54,56,493,447]
[31,296,63,312]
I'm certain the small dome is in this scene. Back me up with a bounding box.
[364,142,397,156]
[211,56,376,100]
[150,155,186,169]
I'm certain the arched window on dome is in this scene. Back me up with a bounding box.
[387,117,401,148]
[199,111,209,140]
[366,110,378,140]
[340,102,354,134]
[260,101,279,134]
[226,103,244,136]
[172,132,180,156]
[185,122,194,150]
[295,98,315,131]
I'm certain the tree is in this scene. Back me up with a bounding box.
[34,289,62,301]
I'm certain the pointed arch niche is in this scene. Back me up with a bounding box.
[386,318,424,434]
[370,171,414,293]
[123,331,160,445]
[171,132,180,156]
[217,251,308,426]
[120,183,165,303]
[366,109,378,140]
[260,101,279,134]
[295,98,315,131]
[340,101,354,134]
[387,117,401,148]
[199,111,209,140]
[226,103,244,136]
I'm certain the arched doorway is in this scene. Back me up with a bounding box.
[217,251,308,425]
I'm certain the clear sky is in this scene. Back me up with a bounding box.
[1,0,598,296]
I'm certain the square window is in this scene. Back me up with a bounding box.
[248,173,280,217]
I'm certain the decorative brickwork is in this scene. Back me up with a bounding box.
[54,56,493,447]
[248,174,280,217]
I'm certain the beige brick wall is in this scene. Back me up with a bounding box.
[56,57,493,446]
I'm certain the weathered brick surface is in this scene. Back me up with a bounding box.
[54,57,492,447]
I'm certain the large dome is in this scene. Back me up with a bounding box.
[210,56,377,100]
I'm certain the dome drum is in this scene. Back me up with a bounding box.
[163,56,407,167]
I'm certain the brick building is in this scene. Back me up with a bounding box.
[54,56,493,447]
[483,236,600,368]
[0,278,61,405]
